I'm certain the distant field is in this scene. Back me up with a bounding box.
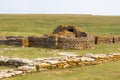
[0,14,120,36]
[0,14,120,80]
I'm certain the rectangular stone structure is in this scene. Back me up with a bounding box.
[28,36,56,48]
[113,36,120,44]
[57,36,94,49]
[95,36,113,44]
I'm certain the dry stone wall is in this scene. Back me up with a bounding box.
[95,36,120,44]
[95,36,113,44]
[0,36,23,46]
[6,39,22,47]
[0,37,7,45]
[52,25,87,38]
[28,36,56,48]
[57,36,95,49]
[6,36,23,46]
[0,25,119,49]
[0,35,120,49]
[113,36,120,44]
[26,35,95,49]
[0,53,120,79]
[0,40,7,45]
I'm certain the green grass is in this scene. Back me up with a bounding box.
[0,14,120,36]
[0,66,12,70]
[0,66,16,71]
[0,44,119,59]
[0,14,120,80]
[8,61,120,80]
[0,45,60,59]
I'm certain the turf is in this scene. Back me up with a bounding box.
[0,44,119,59]
[8,61,120,80]
[0,14,120,36]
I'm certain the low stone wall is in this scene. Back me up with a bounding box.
[0,53,120,79]
[27,35,95,49]
[113,36,120,44]
[95,36,113,44]
[0,40,7,45]
[0,36,23,46]
[6,36,23,46]
[28,36,56,48]
[0,35,119,49]
[58,36,95,49]
[6,39,22,46]
[0,56,32,67]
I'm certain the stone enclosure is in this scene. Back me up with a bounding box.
[0,25,120,49]
[0,25,120,79]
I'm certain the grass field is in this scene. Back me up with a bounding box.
[0,14,120,80]
[0,44,120,59]
[8,61,120,80]
[0,14,120,36]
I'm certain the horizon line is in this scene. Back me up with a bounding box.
[0,13,120,16]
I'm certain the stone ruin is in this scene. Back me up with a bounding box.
[52,25,87,38]
[0,25,120,79]
[27,25,95,49]
[0,52,120,79]
[0,36,23,46]
[0,25,120,49]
